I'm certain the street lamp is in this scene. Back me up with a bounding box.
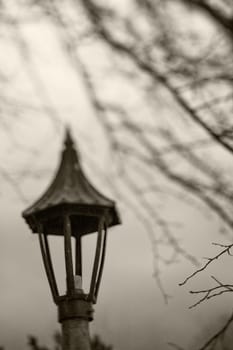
[22,128,121,350]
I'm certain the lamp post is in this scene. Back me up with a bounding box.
[22,128,121,350]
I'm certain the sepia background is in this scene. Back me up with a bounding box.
[0,1,233,349]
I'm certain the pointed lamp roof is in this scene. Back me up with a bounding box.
[22,127,121,236]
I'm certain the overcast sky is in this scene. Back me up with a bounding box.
[0,3,232,350]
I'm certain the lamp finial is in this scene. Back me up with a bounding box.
[64,125,74,148]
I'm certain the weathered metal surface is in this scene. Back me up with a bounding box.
[38,224,59,303]
[43,233,59,299]
[75,235,82,277]
[22,128,121,236]
[58,298,94,322]
[64,215,75,294]
[94,223,107,301]
[61,319,91,350]
[88,218,104,303]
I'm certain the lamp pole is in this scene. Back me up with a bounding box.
[22,128,121,350]
[62,319,90,350]
[58,296,93,350]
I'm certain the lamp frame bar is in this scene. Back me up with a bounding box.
[64,215,75,295]
[38,223,59,303]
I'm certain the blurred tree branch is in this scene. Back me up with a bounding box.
[0,0,233,348]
